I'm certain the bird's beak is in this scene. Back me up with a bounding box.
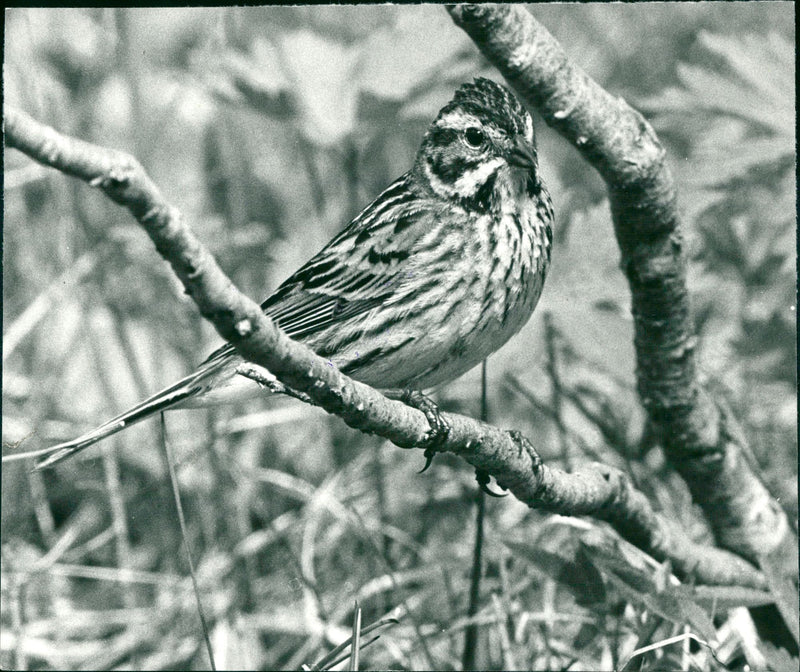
[507,136,537,169]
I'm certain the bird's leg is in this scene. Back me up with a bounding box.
[400,390,451,473]
[507,429,542,470]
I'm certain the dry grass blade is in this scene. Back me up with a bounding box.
[161,413,217,671]
[317,635,382,672]
[308,616,399,671]
[350,600,362,671]
[3,251,97,362]
[28,563,182,585]
[619,631,724,671]
[215,405,312,434]
[490,593,517,671]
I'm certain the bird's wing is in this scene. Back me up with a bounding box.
[201,171,433,366]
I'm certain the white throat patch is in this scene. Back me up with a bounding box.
[453,157,504,197]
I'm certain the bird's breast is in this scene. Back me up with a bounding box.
[479,176,552,332]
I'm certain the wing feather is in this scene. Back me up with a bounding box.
[201,171,431,367]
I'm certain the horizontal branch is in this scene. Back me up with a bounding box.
[3,106,767,590]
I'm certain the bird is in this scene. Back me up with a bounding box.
[31,77,554,481]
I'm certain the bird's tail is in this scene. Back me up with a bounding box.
[33,372,208,471]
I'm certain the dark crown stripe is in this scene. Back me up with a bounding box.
[440,77,527,136]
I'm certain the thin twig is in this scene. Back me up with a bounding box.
[462,359,489,670]
[160,414,217,671]
[235,363,313,403]
[544,312,571,471]
[491,593,518,671]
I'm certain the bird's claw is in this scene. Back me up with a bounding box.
[418,448,436,474]
[401,391,507,498]
[475,469,507,497]
[401,390,451,472]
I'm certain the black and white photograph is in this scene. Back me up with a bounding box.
[2,4,796,670]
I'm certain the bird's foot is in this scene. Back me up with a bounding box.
[475,468,507,497]
[507,429,542,471]
[401,390,451,473]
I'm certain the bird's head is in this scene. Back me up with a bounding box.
[416,78,539,208]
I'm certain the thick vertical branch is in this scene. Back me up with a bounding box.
[446,4,791,564]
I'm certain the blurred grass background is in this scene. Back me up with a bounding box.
[2,5,795,670]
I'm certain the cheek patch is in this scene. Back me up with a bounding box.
[453,157,504,196]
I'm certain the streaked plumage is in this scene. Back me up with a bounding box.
[34,78,554,470]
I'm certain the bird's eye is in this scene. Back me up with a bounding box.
[463,127,486,149]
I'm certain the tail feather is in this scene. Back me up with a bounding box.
[34,377,205,471]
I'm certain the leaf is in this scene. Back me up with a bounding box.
[688,585,774,611]
[580,530,717,642]
[504,539,607,606]
[760,641,800,672]
[759,550,800,647]
[698,31,794,134]
[641,31,794,221]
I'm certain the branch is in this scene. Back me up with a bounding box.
[446,3,791,565]
[3,106,768,590]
